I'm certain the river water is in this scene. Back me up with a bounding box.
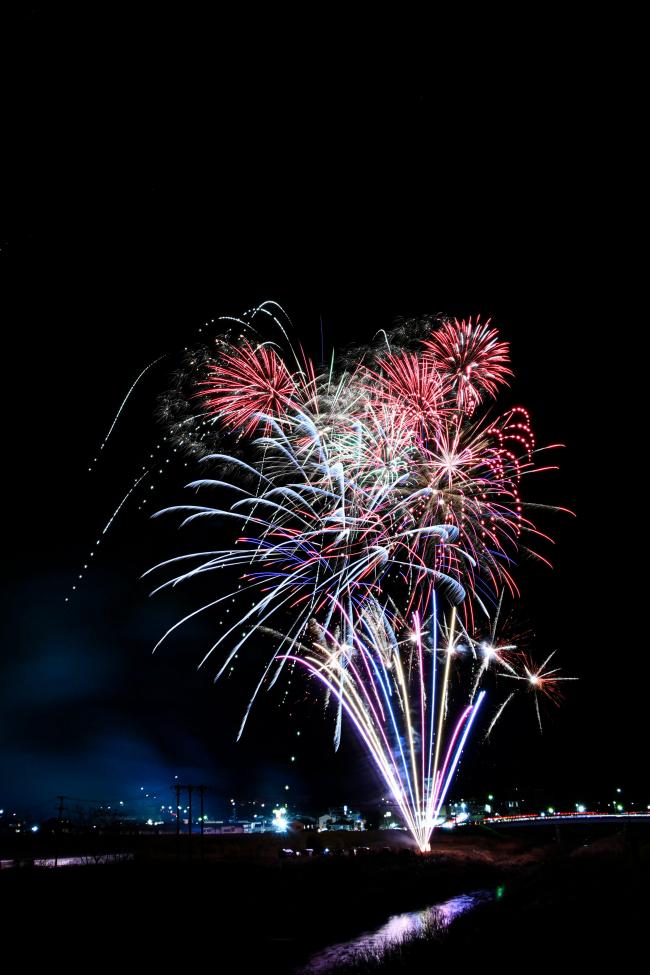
[298,888,494,972]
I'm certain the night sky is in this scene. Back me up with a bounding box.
[2,10,641,819]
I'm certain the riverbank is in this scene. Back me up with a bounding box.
[1,834,530,968]
[3,828,646,970]
[314,831,650,970]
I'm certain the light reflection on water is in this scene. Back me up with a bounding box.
[298,889,493,973]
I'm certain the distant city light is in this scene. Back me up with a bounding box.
[273,806,288,832]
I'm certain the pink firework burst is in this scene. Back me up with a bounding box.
[197,340,299,436]
[365,351,449,434]
[423,316,513,414]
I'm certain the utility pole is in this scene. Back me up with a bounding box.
[198,785,207,861]
[173,784,210,860]
[187,785,194,857]
[173,784,182,858]
[55,796,66,868]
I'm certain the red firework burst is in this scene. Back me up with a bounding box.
[423,316,513,414]
[366,351,449,433]
[198,341,299,436]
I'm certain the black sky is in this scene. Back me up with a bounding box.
[1,10,642,818]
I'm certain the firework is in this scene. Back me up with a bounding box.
[502,650,577,732]
[423,315,513,414]
[281,598,490,852]
[197,339,302,436]
[364,351,449,436]
[141,305,570,850]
